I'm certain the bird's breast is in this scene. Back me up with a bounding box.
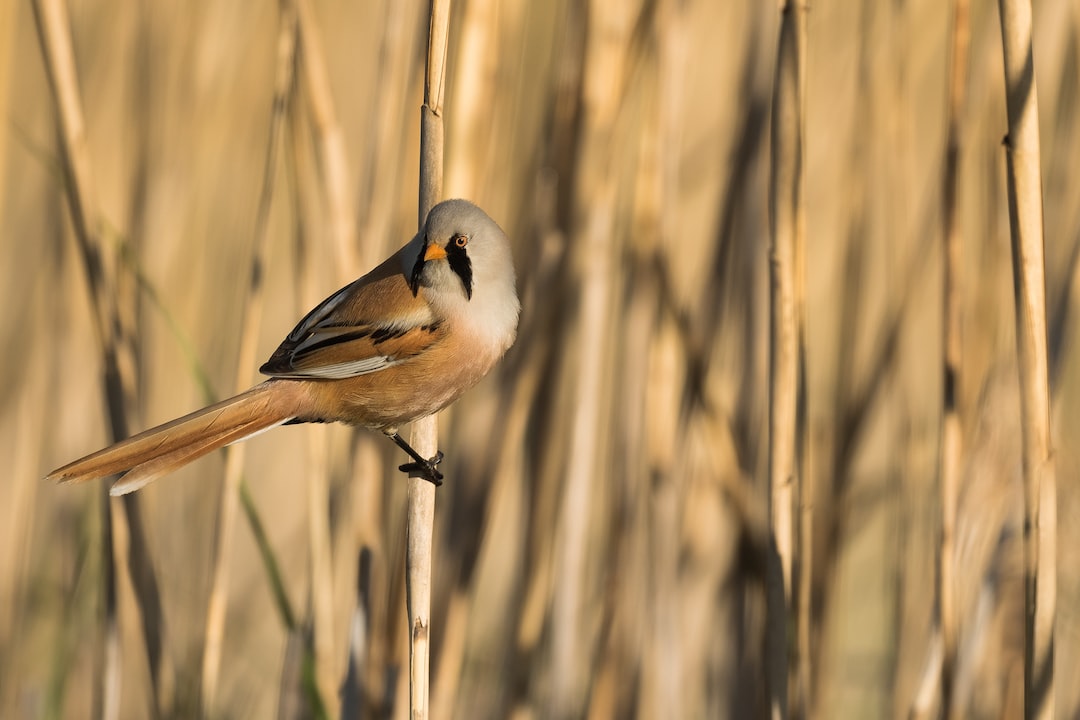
[301,322,508,431]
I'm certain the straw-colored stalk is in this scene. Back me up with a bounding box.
[995,0,1056,718]
[294,0,360,706]
[791,3,810,713]
[31,0,173,715]
[429,1,501,711]
[2,315,47,677]
[0,0,14,201]
[634,1,684,715]
[767,0,806,716]
[345,1,421,708]
[296,0,358,271]
[355,0,422,268]
[0,1,17,649]
[346,0,420,709]
[444,0,497,200]
[551,0,630,714]
[409,2,451,718]
[939,0,969,716]
[199,2,298,712]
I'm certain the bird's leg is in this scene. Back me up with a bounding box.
[388,432,444,486]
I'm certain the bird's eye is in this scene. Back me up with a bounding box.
[453,234,468,248]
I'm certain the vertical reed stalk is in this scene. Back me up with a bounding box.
[0,0,14,202]
[344,5,420,703]
[199,1,298,711]
[428,3,500,712]
[634,1,684,715]
[295,0,363,706]
[767,0,807,717]
[355,0,422,268]
[939,0,969,715]
[792,4,811,713]
[995,0,1056,717]
[551,0,631,713]
[31,0,171,715]
[296,0,358,272]
[444,0,493,199]
[409,2,451,717]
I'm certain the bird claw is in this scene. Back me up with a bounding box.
[398,450,445,486]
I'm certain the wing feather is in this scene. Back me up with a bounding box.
[260,247,443,380]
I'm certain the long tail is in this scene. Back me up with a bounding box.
[46,380,304,495]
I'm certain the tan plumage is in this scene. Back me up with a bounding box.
[47,199,520,494]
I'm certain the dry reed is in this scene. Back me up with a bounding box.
[767,0,808,717]
[938,0,970,717]
[199,2,298,712]
[407,1,452,718]
[995,0,1056,717]
[30,0,171,715]
[8,1,1080,719]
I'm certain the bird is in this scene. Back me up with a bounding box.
[46,199,520,496]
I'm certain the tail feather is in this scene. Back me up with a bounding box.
[108,416,291,495]
[47,381,298,489]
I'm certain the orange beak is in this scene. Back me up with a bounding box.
[424,243,447,261]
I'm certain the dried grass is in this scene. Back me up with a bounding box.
[4,0,1080,718]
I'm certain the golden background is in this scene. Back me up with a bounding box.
[2,0,1079,717]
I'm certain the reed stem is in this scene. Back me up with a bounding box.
[408,2,451,718]
[995,0,1056,717]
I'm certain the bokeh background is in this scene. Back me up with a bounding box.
[2,0,1080,718]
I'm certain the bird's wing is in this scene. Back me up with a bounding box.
[260,317,443,379]
[260,251,443,380]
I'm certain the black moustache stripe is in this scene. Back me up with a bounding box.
[447,244,473,299]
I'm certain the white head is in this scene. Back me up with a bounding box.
[405,199,520,348]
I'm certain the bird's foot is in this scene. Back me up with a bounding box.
[398,450,444,486]
[387,432,445,486]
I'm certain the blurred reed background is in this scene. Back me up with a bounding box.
[2,0,1080,718]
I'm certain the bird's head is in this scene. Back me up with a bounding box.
[408,200,514,299]
[406,198,520,344]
